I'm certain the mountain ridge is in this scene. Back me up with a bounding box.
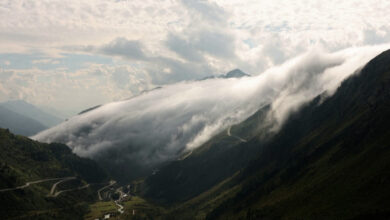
[0,100,63,127]
[205,49,390,219]
[137,49,390,219]
[0,128,109,219]
[0,105,47,136]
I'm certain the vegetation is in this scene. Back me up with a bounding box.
[1,50,390,219]
[141,105,270,204]
[84,201,118,220]
[0,129,108,219]
[139,49,390,219]
[121,196,165,219]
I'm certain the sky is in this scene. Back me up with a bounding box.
[1,0,390,116]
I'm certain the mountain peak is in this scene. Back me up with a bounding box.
[200,69,250,80]
[223,69,250,78]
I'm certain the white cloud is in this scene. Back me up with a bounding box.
[99,37,147,60]
[0,0,390,115]
[0,63,154,116]
[33,45,389,167]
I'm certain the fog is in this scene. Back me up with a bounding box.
[33,45,389,166]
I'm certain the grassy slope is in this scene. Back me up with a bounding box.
[137,49,390,220]
[141,106,271,205]
[84,201,118,220]
[0,129,108,219]
[205,49,390,219]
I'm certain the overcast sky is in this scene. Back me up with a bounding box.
[1,0,390,116]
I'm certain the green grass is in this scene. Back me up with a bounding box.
[165,172,241,219]
[84,201,118,220]
[0,128,108,219]
[150,50,390,220]
[119,196,164,219]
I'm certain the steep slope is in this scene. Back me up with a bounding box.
[0,100,63,127]
[33,48,385,184]
[0,105,47,136]
[0,128,108,219]
[141,105,272,204]
[204,49,390,219]
[138,49,390,219]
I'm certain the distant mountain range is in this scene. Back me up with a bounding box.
[0,100,63,136]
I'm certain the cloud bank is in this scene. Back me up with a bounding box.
[1,0,390,115]
[33,45,389,166]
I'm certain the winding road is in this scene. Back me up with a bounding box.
[48,183,90,198]
[48,177,77,196]
[0,177,75,193]
[115,200,124,214]
[0,176,117,202]
[227,126,247,142]
[97,180,116,200]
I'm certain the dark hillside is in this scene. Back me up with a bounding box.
[206,49,390,219]
[137,49,390,220]
[0,129,108,219]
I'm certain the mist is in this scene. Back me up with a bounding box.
[33,45,389,166]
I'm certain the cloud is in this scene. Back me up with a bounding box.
[166,29,236,62]
[1,0,390,115]
[165,33,204,62]
[146,56,213,84]
[99,37,147,60]
[193,30,236,58]
[181,0,226,24]
[363,26,390,45]
[33,45,390,168]
[0,62,154,116]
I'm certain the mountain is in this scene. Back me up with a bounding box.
[223,69,250,78]
[29,49,389,218]
[2,50,389,219]
[36,46,380,182]
[33,67,262,183]
[200,68,250,80]
[137,49,390,219]
[78,105,102,115]
[0,100,63,127]
[0,128,108,219]
[140,105,271,204]
[0,105,47,136]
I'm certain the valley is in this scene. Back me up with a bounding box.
[0,49,390,220]
[91,49,390,219]
[2,1,390,219]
